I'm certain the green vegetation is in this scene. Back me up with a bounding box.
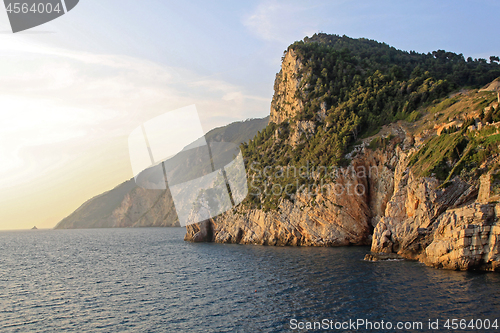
[452,133,500,179]
[368,135,394,150]
[407,110,422,122]
[430,97,459,114]
[409,125,500,183]
[292,34,500,133]
[409,132,468,180]
[241,33,500,209]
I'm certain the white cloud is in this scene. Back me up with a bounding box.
[242,0,328,43]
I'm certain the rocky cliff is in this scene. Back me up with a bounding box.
[370,161,500,271]
[185,34,500,271]
[270,49,305,125]
[186,116,500,271]
[186,146,395,246]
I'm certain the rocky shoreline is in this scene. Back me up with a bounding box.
[186,153,500,272]
[185,133,500,271]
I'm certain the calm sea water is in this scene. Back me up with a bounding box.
[1,228,500,332]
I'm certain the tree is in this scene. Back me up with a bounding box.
[490,56,500,64]
[390,65,403,80]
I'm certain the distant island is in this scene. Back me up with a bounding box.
[31,226,37,230]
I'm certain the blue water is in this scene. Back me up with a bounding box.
[1,228,500,332]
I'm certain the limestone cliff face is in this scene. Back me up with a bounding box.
[111,187,178,228]
[270,49,304,125]
[185,145,398,246]
[370,168,500,271]
[423,204,500,271]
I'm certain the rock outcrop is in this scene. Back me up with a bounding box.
[370,168,500,271]
[270,49,304,125]
[423,204,500,271]
[185,142,398,247]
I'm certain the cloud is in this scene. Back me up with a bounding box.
[0,36,269,189]
[242,0,330,43]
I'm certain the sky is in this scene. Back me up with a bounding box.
[0,0,499,230]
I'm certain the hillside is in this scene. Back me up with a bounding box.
[54,116,269,229]
[185,34,500,271]
[241,33,500,210]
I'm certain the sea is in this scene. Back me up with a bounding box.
[1,228,500,332]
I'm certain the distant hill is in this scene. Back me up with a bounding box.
[54,116,269,229]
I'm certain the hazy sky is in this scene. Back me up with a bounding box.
[0,0,499,230]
